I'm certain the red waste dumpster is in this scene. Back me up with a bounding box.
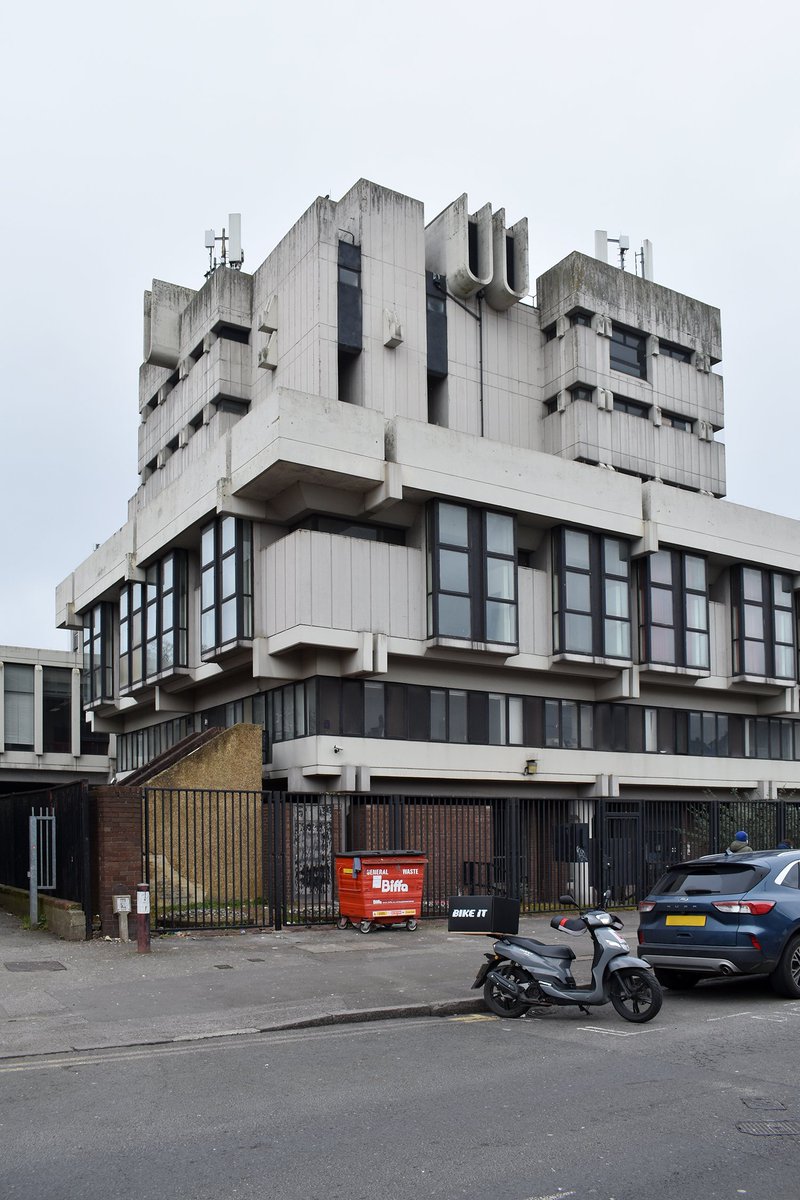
[335,850,427,933]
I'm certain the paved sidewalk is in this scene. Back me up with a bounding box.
[0,907,630,1059]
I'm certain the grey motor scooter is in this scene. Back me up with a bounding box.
[473,893,663,1023]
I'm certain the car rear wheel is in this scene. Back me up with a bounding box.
[770,933,800,998]
[654,969,700,991]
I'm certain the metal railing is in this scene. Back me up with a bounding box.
[142,789,800,932]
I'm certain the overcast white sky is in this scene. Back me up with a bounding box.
[2,0,798,649]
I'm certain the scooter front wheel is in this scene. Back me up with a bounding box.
[483,963,529,1019]
[609,968,663,1023]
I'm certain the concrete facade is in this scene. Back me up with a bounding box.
[54,180,800,808]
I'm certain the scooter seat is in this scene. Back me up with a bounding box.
[503,935,576,961]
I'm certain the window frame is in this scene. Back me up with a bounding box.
[3,663,35,750]
[200,516,254,657]
[427,500,518,647]
[82,603,114,705]
[639,549,710,670]
[552,528,632,660]
[42,666,72,754]
[120,551,188,689]
[610,325,647,380]
[732,566,796,680]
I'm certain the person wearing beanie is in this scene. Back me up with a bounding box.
[728,831,750,853]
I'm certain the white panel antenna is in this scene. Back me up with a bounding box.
[228,214,242,266]
[595,229,654,278]
[203,215,245,277]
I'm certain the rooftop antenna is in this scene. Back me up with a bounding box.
[204,213,244,278]
[594,230,654,280]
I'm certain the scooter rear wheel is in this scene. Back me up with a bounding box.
[609,968,663,1023]
[483,963,529,1019]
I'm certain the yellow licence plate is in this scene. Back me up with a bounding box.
[665,914,707,927]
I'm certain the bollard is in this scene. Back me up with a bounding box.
[113,894,131,943]
[136,882,151,954]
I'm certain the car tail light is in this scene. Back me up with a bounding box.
[711,900,776,916]
[638,901,655,912]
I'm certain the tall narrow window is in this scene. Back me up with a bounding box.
[552,529,631,658]
[426,271,448,381]
[3,664,35,749]
[427,501,517,645]
[485,511,517,643]
[640,550,709,669]
[338,240,362,403]
[43,667,71,754]
[82,604,113,704]
[732,566,796,680]
[120,552,187,688]
[201,517,254,656]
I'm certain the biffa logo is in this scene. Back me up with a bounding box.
[380,879,409,893]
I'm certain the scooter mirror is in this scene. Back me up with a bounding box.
[559,893,577,907]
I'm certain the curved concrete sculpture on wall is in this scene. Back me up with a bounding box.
[484,210,529,311]
[424,193,493,299]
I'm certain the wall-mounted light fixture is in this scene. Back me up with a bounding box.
[523,758,538,776]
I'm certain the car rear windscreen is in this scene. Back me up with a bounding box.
[652,864,764,896]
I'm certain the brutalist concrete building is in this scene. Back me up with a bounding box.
[56,180,800,819]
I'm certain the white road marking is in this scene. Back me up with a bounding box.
[522,1192,576,1200]
[706,1011,753,1022]
[577,1025,665,1037]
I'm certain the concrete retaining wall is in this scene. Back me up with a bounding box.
[0,885,86,941]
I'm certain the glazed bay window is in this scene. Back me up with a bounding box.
[552,529,631,658]
[427,501,517,645]
[201,516,253,655]
[120,552,187,689]
[639,550,709,669]
[82,603,113,704]
[732,567,796,679]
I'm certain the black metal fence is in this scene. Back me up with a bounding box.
[142,789,800,932]
[0,782,92,937]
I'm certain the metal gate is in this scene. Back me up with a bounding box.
[142,788,800,931]
[0,782,92,937]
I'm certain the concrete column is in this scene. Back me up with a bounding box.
[33,664,44,756]
[0,661,5,752]
[71,667,82,758]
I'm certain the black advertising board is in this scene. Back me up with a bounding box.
[446,895,520,934]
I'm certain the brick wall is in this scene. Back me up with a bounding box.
[92,786,143,937]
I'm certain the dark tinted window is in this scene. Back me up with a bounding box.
[610,326,647,379]
[653,864,764,895]
[780,863,800,890]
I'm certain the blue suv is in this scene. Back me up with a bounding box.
[637,850,800,995]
